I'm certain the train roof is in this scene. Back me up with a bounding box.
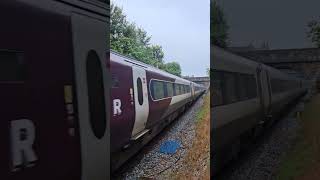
[211,45,302,81]
[110,50,204,87]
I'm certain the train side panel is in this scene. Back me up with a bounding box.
[110,61,135,152]
[0,2,81,179]
[146,71,174,128]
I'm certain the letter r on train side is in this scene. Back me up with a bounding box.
[113,99,122,116]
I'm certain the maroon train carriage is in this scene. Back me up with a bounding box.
[0,1,110,180]
[110,51,206,171]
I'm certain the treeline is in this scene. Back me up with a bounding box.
[110,3,182,76]
[211,0,229,48]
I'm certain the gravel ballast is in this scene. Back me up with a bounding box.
[115,94,206,179]
[217,101,305,180]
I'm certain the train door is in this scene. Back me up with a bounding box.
[191,83,195,99]
[110,60,135,152]
[0,1,110,180]
[72,13,109,180]
[265,70,272,113]
[261,69,271,116]
[131,66,150,139]
[0,2,81,180]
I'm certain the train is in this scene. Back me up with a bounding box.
[211,45,309,174]
[1,1,110,180]
[110,50,206,171]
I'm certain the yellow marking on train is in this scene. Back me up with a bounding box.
[64,85,73,103]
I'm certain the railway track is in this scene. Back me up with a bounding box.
[112,93,207,179]
[216,98,307,180]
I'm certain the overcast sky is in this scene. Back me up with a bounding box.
[217,0,320,49]
[112,0,210,77]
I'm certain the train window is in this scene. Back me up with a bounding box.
[172,83,176,96]
[212,70,257,107]
[223,73,238,104]
[86,50,106,139]
[163,82,168,97]
[112,74,119,88]
[167,82,174,97]
[151,80,165,100]
[137,78,143,105]
[211,71,224,106]
[247,75,257,98]
[175,84,181,95]
[238,74,249,100]
[0,51,26,82]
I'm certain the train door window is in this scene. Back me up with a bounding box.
[137,78,143,105]
[223,72,237,104]
[212,70,224,106]
[151,80,165,100]
[86,50,106,139]
[167,82,174,97]
[182,85,186,94]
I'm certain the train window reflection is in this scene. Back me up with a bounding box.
[211,70,257,107]
[238,74,249,100]
[150,80,191,100]
[247,75,257,98]
[224,73,237,104]
[167,82,174,97]
[212,71,224,106]
[175,84,181,95]
[151,80,165,100]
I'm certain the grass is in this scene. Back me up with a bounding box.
[276,94,320,180]
[171,93,210,180]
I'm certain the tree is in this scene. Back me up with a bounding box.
[211,0,229,48]
[307,20,320,47]
[164,62,181,76]
[206,68,210,77]
[110,2,182,76]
